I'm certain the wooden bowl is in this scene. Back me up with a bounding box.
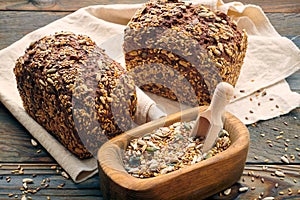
[97,106,249,200]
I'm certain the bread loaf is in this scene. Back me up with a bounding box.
[124,0,247,106]
[14,32,137,159]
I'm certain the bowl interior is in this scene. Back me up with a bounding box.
[98,106,249,200]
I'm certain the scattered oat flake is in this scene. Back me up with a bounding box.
[275,170,285,177]
[280,156,289,164]
[262,197,274,200]
[239,187,249,192]
[23,178,34,183]
[240,90,245,93]
[223,188,231,196]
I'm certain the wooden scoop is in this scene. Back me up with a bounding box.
[190,82,234,153]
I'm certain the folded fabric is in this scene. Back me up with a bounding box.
[0,0,299,183]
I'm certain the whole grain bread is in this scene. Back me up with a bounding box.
[124,0,247,106]
[14,32,137,159]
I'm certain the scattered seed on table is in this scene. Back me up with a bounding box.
[21,195,27,200]
[275,183,279,188]
[291,155,295,160]
[276,136,283,140]
[61,171,69,179]
[31,139,38,147]
[36,149,42,153]
[57,183,65,188]
[261,178,265,183]
[23,182,28,190]
[8,193,14,197]
[272,127,279,131]
[279,191,284,195]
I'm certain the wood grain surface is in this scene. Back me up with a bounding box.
[0,0,299,12]
[0,0,299,199]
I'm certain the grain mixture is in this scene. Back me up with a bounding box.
[123,121,231,178]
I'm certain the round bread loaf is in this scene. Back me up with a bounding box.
[124,0,247,106]
[14,32,137,159]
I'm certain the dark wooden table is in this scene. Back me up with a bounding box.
[0,0,299,199]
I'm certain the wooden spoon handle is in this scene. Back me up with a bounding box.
[209,82,234,125]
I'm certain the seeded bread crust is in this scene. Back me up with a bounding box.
[14,32,137,159]
[124,0,247,106]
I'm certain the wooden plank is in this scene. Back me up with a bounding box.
[0,11,299,51]
[0,0,299,12]
[0,164,102,199]
[0,103,55,163]
[0,164,299,199]
[225,0,300,13]
[266,13,300,36]
[0,0,147,11]
[210,165,300,199]
[246,108,300,164]
[0,11,69,50]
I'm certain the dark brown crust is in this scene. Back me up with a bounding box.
[124,0,247,106]
[14,32,137,159]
